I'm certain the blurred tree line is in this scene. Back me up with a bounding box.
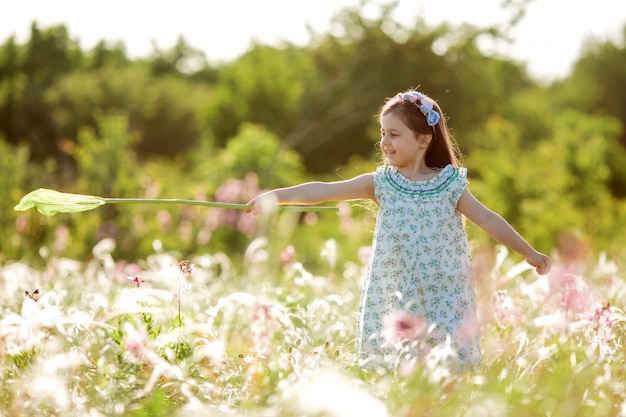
[1,1,625,264]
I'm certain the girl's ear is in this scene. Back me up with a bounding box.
[417,133,433,147]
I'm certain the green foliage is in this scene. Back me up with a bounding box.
[47,64,207,158]
[141,312,162,340]
[68,116,136,254]
[148,35,209,77]
[198,123,305,189]
[198,44,318,148]
[9,349,35,371]
[75,115,139,197]
[0,3,626,263]
[555,26,626,197]
[468,106,625,255]
[85,40,130,70]
[0,23,83,160]
[0,28,211,166]
[0,138,53,261]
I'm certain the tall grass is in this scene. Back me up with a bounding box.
[1,232,624,416]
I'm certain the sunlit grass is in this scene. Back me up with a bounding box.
[1,237,624,416]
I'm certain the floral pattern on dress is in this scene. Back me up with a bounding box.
[355,164,481,369]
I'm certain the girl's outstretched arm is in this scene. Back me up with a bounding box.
[247,173,375,214]
[457,188,551,275]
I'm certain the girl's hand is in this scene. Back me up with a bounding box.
[245,192,279,214]
[526,252,552,275]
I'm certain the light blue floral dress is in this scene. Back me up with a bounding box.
[355,164,481,369]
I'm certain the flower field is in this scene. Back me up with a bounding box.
[1,234,625,416]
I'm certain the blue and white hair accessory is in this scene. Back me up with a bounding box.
[397,91,440,126]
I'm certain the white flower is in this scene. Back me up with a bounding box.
[281,370,389,417]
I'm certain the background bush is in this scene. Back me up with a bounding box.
[1,2,626,266]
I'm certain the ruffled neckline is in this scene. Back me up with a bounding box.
[379,164,464,196]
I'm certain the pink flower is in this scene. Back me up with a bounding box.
[127,275,145,287]
[178,260,195,277]
[358,246,371,266]
[383,311,426,344]
[591,302,616,344]
[548,270,593,315]
[123,323,149,360]
[156,210,173,231]
[53,224,70,253]
[563,285,593,314]
[215,179,245,203]
[280,245,297,267]
[592,303,615,329]
[237,212,257,236]
[338,202,353,233]
[250,302,281,355]
[115,261,143,283]
[458,312,481,342]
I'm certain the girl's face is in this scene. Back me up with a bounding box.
[380,112,426,168]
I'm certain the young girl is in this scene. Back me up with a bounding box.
[247,89,551,370]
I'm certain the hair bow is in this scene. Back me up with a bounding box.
[398,92,440,126]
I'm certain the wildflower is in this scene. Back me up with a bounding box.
[338,201,353,233]
[592,302,615,330]
[178,260,195,277]
[458,312,481,342]
[236,210,257,235]
[124,323,147,359]
[280,245,297,268]
[251,301,282,355]
[281,370,389,417]
[24,352,88,412]
[215,178,245,204]
[424,336,459,382]
[591,302,617,344]
[25,288,40,302]
[1,312,45,354]
[53,224,70,253]
[563,284,593,314]
[548,269,593,315]
[176,260,195,324]
[114,261,142,283]
[358,246,371,266]
[307,299,331,323]
[195,339,226,364]
[92,237,116,259]
[92,238,116,271]
[493,290,522,327]
[143,362,185,397]
[127,275,145,287]
[398,356,418,377]
[156,209,173,231]
[532,311,569,334]
[321,239,337,274]
[382,310,426,345]
[244,237,269,266]
[304,211,318,225]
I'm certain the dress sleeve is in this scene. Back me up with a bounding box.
[450,167,469,204]
[372,167,386,203]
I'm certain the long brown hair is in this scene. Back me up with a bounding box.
[378,90,463,168]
